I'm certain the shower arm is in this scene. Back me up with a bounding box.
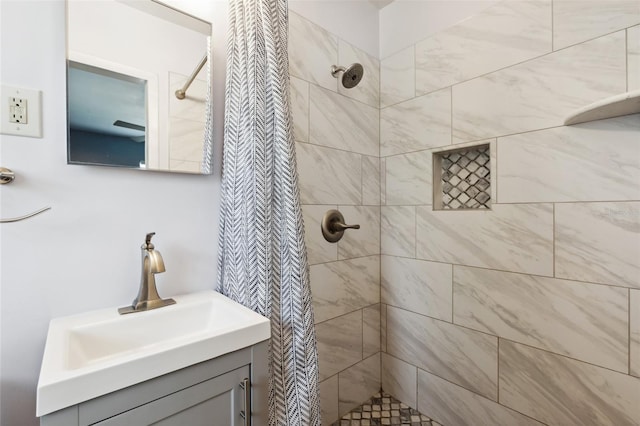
[330,65,346,77]
[175,54,208,100]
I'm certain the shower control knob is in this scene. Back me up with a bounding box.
[321,209,360,243]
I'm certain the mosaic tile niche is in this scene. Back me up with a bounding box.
[433,143,491,210]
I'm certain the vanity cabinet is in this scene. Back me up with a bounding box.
[40,340,268,426]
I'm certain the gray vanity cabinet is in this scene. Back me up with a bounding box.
[40,340,268,426]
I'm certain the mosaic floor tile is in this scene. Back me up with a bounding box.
[332,391,443,426]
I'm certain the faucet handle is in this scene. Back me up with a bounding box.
[144,232,156,249]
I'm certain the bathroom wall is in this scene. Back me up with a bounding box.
[0,1,228,425]
[0,1,378,425]
[287,11,381,424]
[378,1,640,425]
[378,0,498,58]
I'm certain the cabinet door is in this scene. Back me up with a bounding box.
[94,365,250,426]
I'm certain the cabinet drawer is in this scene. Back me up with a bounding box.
[94,365,250,426]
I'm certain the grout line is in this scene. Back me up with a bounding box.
[361,308,365,361]
[551,0,555,52]
[360,156,364,206]
[296,139,377,157]
[451,264,455,323]
[450,86,453,146]
[315,303,380,326]
[413,205,418,258]
[497,337,501,403]
[626,27,629,92]
[415,362,419,410]
[629,288,632,375]
[379,251,636,291]
[552,203,556,278]
[309,253,377,268]
[414,43,418,99]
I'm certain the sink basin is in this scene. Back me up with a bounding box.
[37,290,270,417]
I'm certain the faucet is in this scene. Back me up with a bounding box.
[118,232,176,315]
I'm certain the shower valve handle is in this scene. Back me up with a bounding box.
[332,221,360,232]
[321,209,359,243]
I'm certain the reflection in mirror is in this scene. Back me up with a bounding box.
[66,0,213,174]
[68,62,147,168]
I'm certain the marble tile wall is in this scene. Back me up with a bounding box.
[379,1,640,425]
[552,0,640,50]
[288,11,381,424]
[414,0,552,96]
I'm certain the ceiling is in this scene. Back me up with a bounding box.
[369,0,395,10]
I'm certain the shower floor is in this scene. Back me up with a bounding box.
[331,391,442,426]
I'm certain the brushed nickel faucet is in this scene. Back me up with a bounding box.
[118,232,176,315]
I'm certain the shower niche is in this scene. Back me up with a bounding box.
[433,143,492,210]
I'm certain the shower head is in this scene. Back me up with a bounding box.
[331,63,364,89]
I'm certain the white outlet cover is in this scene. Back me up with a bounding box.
[1,85,42,138]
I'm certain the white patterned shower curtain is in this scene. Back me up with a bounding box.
[216,0,321,425]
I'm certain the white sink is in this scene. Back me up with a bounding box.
[37,290,270,417]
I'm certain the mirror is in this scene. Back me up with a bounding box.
[66,0,213,174]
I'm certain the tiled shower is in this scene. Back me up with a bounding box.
[289,1,640,425]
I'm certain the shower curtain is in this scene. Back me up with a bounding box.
[216,0,321,425]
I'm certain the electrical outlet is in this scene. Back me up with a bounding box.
[9,97,27,124]
[1,85,42,138]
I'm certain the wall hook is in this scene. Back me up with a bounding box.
[0,167,15,184]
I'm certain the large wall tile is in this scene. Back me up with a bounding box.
[288,12,337,91]
[631,289,640,377]
[338,39,379,108]
[309,85,378,156]
[555,202,640,288]
[316,311,363,381]
[310,256,379,323]
[553,0,640,50]
[415,0,552,95]
[319,375,339,425]
[380,47,415,108]
[297,142,361,205]
[497,115,640,203]
[302,204,337,265]
[385,150,432,205]
[417,369,544,426]
[382,353,417,409]
[381,88,451,156]
[416,204,554,276]
[452,31,627,143]
[337,206,380,260]
[338,353,381,416]
[363,304,381,358]
[629,25,640,90]
[454,266,629,372]
[381,206,415,257]
[382,256,452,322]
[387,306,498,400]
[290,76,309,142]
[499,341,640,426]
[362,156,380,206]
